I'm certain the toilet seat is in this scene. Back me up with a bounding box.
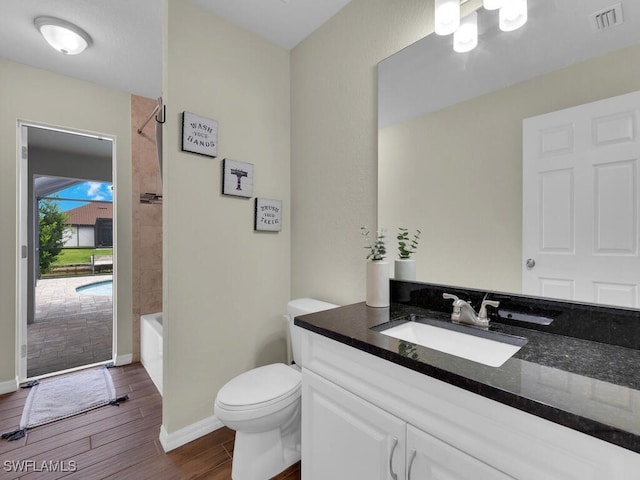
[215,363,301,420]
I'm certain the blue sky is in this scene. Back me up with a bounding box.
[51,182,113,211]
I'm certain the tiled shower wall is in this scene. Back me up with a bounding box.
[131,95,163,361]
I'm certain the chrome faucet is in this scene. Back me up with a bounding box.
[443,293,499,328]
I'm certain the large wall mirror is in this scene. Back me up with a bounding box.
[378,0,640,307]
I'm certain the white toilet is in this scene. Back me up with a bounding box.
[214,298,337,480]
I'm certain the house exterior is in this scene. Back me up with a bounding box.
[63,202,113,248]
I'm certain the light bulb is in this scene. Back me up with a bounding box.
[483,0,503,10]
[499,0,528,32]
[454,11,478,53]
[435,0,460,36]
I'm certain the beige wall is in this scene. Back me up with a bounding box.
[290,0,434,306]
[131,95,163,361]
[0,59,133,386]
[379,43,640,293]
[162,0,290,435]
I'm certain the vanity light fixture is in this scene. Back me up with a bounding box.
[436,0,528,53]
[435,0,461,35]
[34,16,92,55]
[453,11,478,53]
[499,0,528,32]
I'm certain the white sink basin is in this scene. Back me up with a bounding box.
[378,319,526,367]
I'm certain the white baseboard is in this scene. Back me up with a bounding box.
[0,377,18,395]
[159,415,224,452]
[114,353,133,366]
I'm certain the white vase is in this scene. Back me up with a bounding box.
[394,258,416,281]
[366,260,390,307]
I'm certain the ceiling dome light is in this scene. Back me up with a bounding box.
[454,11,478,53]
[499,0,528,32]
[435,0,460,36]
[34,16,92,55]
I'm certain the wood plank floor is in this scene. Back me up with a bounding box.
[0,363,301,479]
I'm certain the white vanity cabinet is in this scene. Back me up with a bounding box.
[300,328,640,479]
[303,368,512,479]
[302,369,405,479]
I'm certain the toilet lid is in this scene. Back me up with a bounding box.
[216,363,301,409]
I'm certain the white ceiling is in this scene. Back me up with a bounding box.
[192,0,353,49]
[0,0,163,99]
[0,0,352,102]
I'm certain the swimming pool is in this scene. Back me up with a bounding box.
[76,280,113,296]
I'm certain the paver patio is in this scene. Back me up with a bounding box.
[28,275,113,378]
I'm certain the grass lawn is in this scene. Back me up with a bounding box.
[54,248,113,265]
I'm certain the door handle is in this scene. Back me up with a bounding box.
[407,448,417,480]
[389,436,398,480]
[526,258,536,268]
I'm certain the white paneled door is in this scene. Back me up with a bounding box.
[523,91,640,308]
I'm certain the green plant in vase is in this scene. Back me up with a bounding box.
[397,228,421,259]
[395,228,421,281]
[361,227,389,307]
[361,226,387,261]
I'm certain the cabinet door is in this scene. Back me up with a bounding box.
[406,425,515,480]
[302,369,406,480]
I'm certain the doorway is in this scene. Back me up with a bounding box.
[17,123,116,381]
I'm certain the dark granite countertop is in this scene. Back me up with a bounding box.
[295,301,640,454]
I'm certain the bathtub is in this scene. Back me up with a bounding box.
[140,312,163,395]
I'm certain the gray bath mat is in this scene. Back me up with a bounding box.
[2,367,128,441]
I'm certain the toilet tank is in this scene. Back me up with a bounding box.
[286,298,337,365]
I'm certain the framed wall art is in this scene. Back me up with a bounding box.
[182,111,218,157]
[222,159,254,197]
[254,198,282,232]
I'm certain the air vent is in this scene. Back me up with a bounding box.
[591,2,624,31]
